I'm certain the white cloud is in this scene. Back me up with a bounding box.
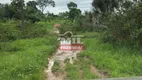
[0,0,93,14]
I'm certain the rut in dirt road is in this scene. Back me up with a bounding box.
[45,49,80,80]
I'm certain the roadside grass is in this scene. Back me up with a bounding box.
[0,37,57,80]
[0,20,59,80]
[80,33,142,78]
[65,32,142,79]
[65,58,97,80]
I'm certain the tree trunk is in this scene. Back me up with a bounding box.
[41,7,44,14]
[21,0,24,28]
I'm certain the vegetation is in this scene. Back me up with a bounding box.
[36,0,55,13]
[82,37,142,77]
[0,20,58,80]
[92,0,142,47]
[0,0,142,80]
[65,32,142,79]
[0,37,57,80]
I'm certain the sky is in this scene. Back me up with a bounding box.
[0,0,93,14]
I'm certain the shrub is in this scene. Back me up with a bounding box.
[0,21,49,42]
[58,20,74,34]
[20,23,48,39]
[104,3,142,47]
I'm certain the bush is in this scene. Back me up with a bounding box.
[58,20,74,34]
[0,21,49,42]
[20,23,48,39]
[104,3,142,47]
[0,22,20,42]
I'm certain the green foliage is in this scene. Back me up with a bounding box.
[36,0,55,13]
[25,1,42,23]
[75,12,94,32]
[69,8,81,21]
[52,61,61,72]
[90,0,142,47]
[58,11,69,19]
[65,63,80,80]
[57,20,79,34]
[0,20,58,80]
[20,22,49,39]
[92,0,121,14]
[0,21,21,42]
[0,37,57,80]
[45,12,59,22]
[104,3,142,47]
[80,36,142,77]
[0,4,5,19]
[0,20,51,42]
[67,2,77,10]
[67,2,81,21]
[0,0,46,22]
[4,4,15,19]
[11,0,24,20]
[65,58,97,80]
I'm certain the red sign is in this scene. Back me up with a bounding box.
[59,44,84,51]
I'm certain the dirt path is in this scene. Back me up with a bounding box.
[45,50,80,80]
[44,29,106,80]
[90,65,109,78]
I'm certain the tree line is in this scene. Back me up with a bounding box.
[0,0,141,47]
[0,0,82,24]
[90,0,142,47]
[59,0,142,48]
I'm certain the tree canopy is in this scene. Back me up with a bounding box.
[36,0,55,13]
[67,2,77,10]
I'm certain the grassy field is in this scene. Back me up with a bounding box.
[0,20,142,80]
[0,21,58,80]
[65,32,142,79]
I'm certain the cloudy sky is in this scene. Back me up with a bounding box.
[0,0,93,14]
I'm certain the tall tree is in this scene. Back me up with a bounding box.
[27,1,38,9]
[0,3,5,19]
[4,4,15,19]
[92,0,140,14]
[67,2,81,21]
[25,1,41,23]
[67,2,77,10]
[11,0,25,28]
[21,0,24,28]
[58,11,69,18]
[92,0,122,14]
[69,8,81,20]
[36,0,55,13]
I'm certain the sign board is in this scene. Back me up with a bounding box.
[58,31,84,51]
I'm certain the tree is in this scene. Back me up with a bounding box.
[11,0,25,28]
[92,0,121,14]
[36,0,55,13]
[4,4,15,19]
[27,1,38,9]
[21,0,24,28]
[67,2,81,21]
[25,1,41,23]
[67,2,77,10]
[69,8,81,20]
[0,3,5,19]
[58,11,69,18]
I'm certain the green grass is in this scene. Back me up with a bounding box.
[81,37,142,77]
[65,59,97,80]
[0,37,57,80]
[1,20,142,80]
[65,32,142,79]
[0,20,59,80]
